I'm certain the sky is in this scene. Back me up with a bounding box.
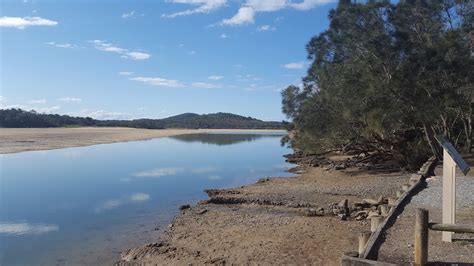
[0,0,337,121]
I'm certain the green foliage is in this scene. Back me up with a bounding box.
[282,0,473,168]
[0,109,283,129]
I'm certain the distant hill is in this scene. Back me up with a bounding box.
[0,109,283,129]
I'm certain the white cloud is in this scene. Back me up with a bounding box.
[90,40,151,61]
[220,33,228,39]
[130,76,185,88]
[37,106,60,113]
[187,50,196,55]
[133,167,182,177]
[290,0,334,10]
[162,0,227,18]
[122,10,135,18]
[283,61,306,69]
[221,0,335,26]
[0,223,58,235]
[59,97,82,103]
[72,109,129,120]
[246,0,287,12]
[208,75,224,80]
[0,103,60,113]
[118,71,134,76]
[130,76,220,89]
[257,24,275,31]
[45,42,75,48]
[191,82,220,89]
[0,16,58,29]
[127,51,151,60]
[222,6,255,25]
[28,99,46,104]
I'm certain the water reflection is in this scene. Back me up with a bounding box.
[170,133,283,146]
[0,133,293,265]
[0,223,59,236]
[132,167,183,178]
[95,193,151,213]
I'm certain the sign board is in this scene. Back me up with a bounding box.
[434,135,471,242]
[435,136,470,175]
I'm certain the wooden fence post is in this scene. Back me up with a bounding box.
[414,208,429,266]
[358,231,371,257]
[371,216,383,232]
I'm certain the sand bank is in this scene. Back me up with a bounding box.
[0,127,286,154]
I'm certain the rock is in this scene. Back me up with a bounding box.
[361,196,384,206]
[257,177,270,183]
[179,204,190,211]
[338,199,348,209]
[195,209,208,215]
[338,213,348,220]
[367,211,380,219]
[304,208,323,217]
[316,207,325,215]
[354,211,369,221]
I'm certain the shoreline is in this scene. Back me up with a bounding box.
[0,127,286,154]
[120,160,411,265]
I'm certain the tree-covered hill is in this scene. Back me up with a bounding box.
[0,109,283,129]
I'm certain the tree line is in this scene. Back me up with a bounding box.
[282,0,473,168]
[0,109,283,129]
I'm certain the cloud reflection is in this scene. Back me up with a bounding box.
[0,222,59,236]
[95,193,151,213]
[208,175,222,180]
[132,167,182,177]
[191,167,217,174]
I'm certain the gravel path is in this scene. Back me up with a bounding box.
[378,159,474,265]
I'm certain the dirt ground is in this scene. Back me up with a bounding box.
[0,128,285,154]
[120,167,410,265]
[378,155,474,265]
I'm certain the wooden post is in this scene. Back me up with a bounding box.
[371,216,383,232]
[429,223,474,233]
[442,149,456,242]
[358,231,371,257]
[414,209,429,266]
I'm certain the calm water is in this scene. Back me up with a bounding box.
[0,133,293,265]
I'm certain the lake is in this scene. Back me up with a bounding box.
[0,133,294,265]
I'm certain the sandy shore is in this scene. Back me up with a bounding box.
[120,166,410,265]
[0,127,286,154]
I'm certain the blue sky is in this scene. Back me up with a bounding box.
[1,0,336,121]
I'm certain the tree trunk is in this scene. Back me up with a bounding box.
[461,107,473,153]
[423,123,442,159]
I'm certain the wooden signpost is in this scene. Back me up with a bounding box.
[435,136,471,242]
